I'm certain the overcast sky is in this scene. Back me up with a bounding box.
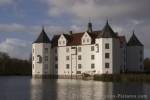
[0,0,150,59]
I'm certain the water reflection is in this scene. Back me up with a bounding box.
[0,77,149,100]
[31,79,57,100]
[30,79,148,100]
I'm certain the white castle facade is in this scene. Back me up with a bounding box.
[32,21,144,78]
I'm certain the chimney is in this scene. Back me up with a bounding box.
[69,31,73,35]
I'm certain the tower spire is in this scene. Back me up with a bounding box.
[87,17,93,33]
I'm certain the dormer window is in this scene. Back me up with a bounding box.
[82,32,91,44]
[87,38,89,42]
[59,41,61,45]
[58,35,67,46]
[63,41,65,44]
[83,39,85,43]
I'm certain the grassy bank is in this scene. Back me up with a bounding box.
[93,74,150,82]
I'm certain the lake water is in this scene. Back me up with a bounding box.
[0,76,150,100]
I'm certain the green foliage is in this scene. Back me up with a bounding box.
[94,74,150,82]
[0,52,31,75]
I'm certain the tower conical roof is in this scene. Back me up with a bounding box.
[34,27,51,43]
[127,31,143,46]
[98,20,117,38]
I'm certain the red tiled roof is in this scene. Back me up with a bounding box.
[67,32,84,46]
[51,31,125,47]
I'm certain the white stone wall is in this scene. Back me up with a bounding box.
[127,46,144,72]
[51,47,58,75]
[32,35,143,77]
[102,38,113,74]
[95,39,103,74]
[120,44,127,72]
[112,38,121,74]
[32,43,51,76]
[57,44,97,76]
[95,38,121,74]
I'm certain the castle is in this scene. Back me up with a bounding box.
[32,21,144,78]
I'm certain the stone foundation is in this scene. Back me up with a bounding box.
[32,74,93,79]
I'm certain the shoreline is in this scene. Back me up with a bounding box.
[1,74,150,82]
[93,74,150,82]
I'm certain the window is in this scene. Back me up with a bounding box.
[66,56,69,60]
[66,48,69,52]
[45,56,48,61]
[37,55,42,63]
[96,44,99,52]
[105,53,110,58]
[71,46,76,49]
[140,50,142,56]
[55,56,58,61]
[78,64,82,69]
[63,41,65,44]
[91,55,95,60]
[140,57,143,62]
[105,63,109,68]
[59,41,61,45]
[105,43,109,49]
[87,38,89,42]
[78,55,82,60]
[32,56,34,61]
[55,64,58,69]
[32,48,34,53]
[83,39,85,43]
[78,47,81,52]
[55,49,57,54]
[76,71,81,74]
[32,64,34,69]
[45,64,48,69]
[91,46,94,51]
[91,64,95,69]
[140,65,143,70]
[45,48,48,53]
[66,64,70,69]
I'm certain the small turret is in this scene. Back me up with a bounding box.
[127,31,144,72]
[87,21,93,33]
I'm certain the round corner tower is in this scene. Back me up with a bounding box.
[127,32,144,72]
[32,28,52,78]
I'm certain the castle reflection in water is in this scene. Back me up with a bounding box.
[30,79,148,100]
